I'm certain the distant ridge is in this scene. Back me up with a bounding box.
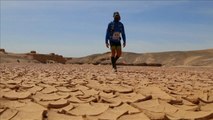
[0,48,213,66]
[67,49,213,67]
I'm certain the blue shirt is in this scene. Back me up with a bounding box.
[105,21,126,44]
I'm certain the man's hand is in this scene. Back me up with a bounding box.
[106,43,109,48]
[123,43,126,48]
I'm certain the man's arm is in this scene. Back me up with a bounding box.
[121,23,126,47]
[105,23,111,45]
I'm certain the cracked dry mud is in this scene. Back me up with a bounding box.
[0,63,213,120]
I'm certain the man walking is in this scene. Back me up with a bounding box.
[105,11,126,72]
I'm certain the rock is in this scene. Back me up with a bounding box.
[50,53,55,56]
[6,80,22,85]
[118,92,147,103]
[67,96,88,103]
[47,110,84,120]
[131,99,160,110]
[36,101,52,108]
[101,97,122,107]
[0,99,26,108]
[33,92,61,101]
[77,96,97,103]
[200,103,213,111]
[56,92,70,99]
[3,91,31,100]
[20,83,34,89]
[90,107,127,120]
[69,90,84,96]
[137,86,175,100]
[118,112,151,120]
[168,99,183,105]
[31,54,66,64]
[116,103,140,114]
[86,80,111,91]
[0,108,7,115]
[0,48,6,53]
[30,51,36,54]
[75,85,90,91]
[46,60,57,64]
[56,86,73,92]
[166,110,213,120]
[48,99,69,109]
[199,97,213,103]
[68,103,109,116]
[28,86,44,94]
[182,96,200,104]
[99,91,117,99]
[10,111,44,120]
[41,86,58,94]
[86,80,101,86]
[110,85,133,93]
[82,89,99,96]
[15,102,46,112]
[0,109,18,120]
[174,104,199,111]
[132,99,179,119]
[143,110,165,120]
[56,104,74,113]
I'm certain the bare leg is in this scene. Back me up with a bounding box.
[114,48,122,70]
[111,48,116,69]
[111,49,116,57]
[116,48,122,58]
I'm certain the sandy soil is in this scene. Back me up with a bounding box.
[0,63,213,120]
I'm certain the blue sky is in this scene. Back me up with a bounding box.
[1,1,213,57]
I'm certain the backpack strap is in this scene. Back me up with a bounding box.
[110,21,114,36]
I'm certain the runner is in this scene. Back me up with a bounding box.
[105,12,126,72]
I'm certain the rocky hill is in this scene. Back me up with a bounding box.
[0,50,66,64]
[0,48,213,66]
[66,49,213,67]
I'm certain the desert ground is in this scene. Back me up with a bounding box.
[0,63,213,120]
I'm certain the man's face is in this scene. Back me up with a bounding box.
[114,15,120,21]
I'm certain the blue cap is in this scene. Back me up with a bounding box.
[113,12,120,17]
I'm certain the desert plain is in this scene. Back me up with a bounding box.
[0,63,213,120]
